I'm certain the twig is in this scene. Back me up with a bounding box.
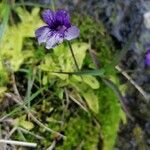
[0,139,37,147]
[115,65,149,102]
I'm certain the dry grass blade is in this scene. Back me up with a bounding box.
[69,95,88,113]
[47,140,57,150]
[0,139,37,147]
[11,73,22,100]
[18,127,44,140]
[115,65,149,102]
[5,93,66,139]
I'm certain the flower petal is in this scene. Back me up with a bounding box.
[145,51,150,66]
[35,26,48,37]
[64,26,80,40]
[42,9,55,26]
[55,10,71,28]
[46,32,63,49]
[35,26,51,44]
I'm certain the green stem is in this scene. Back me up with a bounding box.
[68,41,80,71]
[51,0,55,11]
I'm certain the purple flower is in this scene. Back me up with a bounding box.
[35,9,80,49]
[145,49,150,66]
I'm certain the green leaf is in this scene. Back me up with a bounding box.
[0,7,42,71]
[15,115,34,130]
[53,69,104,76]
[83,90,99,113]
[83,76,100,89]
[72,75,100,89]
[16,7,43,37]
[53,42,89,70]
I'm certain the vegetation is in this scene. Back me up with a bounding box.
[0,1,126,149]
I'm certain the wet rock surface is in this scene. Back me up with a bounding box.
[32,0,150,149]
